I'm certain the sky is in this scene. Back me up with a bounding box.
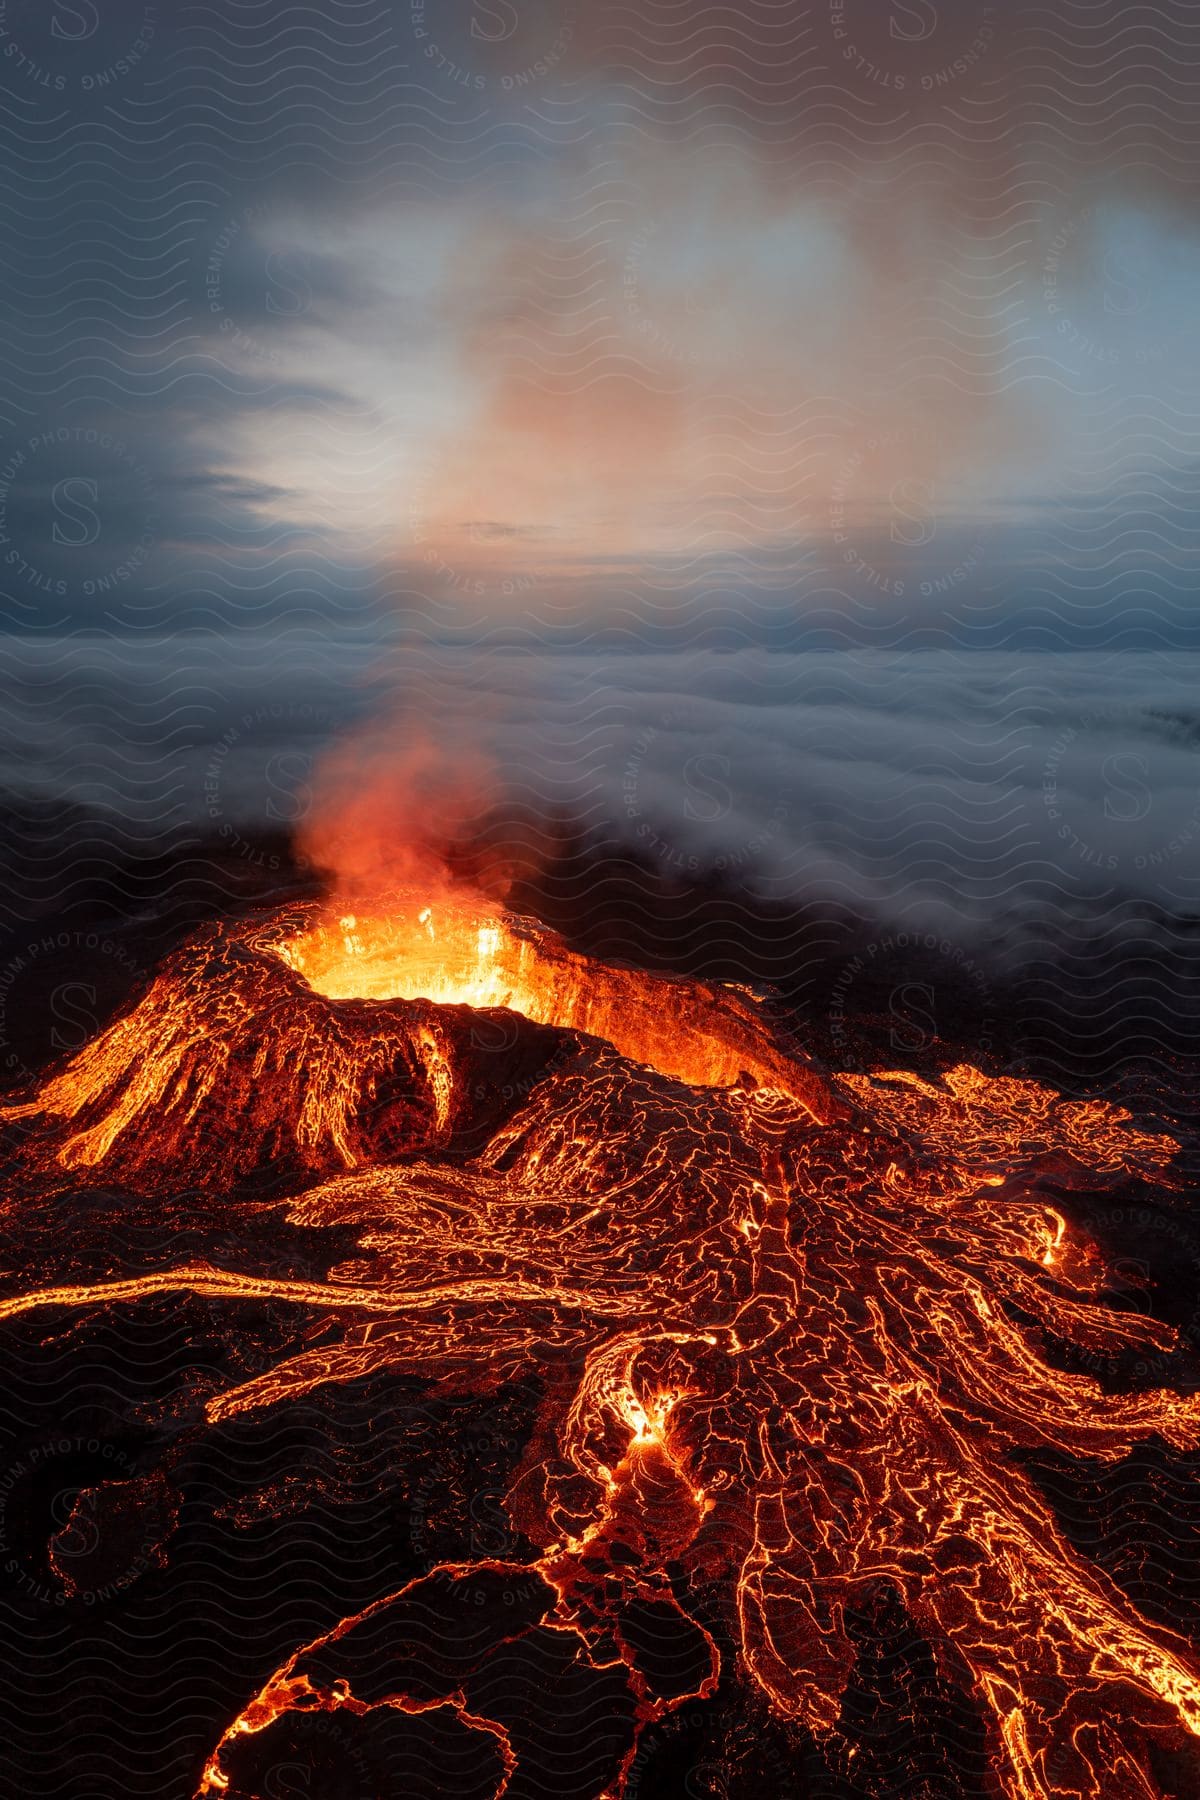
[0,0,1199,968]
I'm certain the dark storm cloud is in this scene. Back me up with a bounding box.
[0,392,357,629]
[3,0,1200,631]
[0,0,440,627]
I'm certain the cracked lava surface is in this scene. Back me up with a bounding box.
[3,891,1199,1799]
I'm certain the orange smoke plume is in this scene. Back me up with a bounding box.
[296,718,549,906]
[296,726,493,898]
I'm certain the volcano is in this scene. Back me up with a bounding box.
[3,889,1200,1799]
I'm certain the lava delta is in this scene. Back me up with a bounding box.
[3,890,1200,1799]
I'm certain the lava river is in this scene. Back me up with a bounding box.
[3,891,1200,1799]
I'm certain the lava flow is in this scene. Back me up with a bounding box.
[4,886,1200,1798]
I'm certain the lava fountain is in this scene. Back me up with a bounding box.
[3,883,1200,1799]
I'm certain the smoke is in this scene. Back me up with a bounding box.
[294,656,564,904]
[296,728,498,899]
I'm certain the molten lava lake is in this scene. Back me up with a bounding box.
[271,898,841,1112]
[1,894,1199,1800]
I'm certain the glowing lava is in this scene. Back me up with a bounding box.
[3,890,1200,1798]
[275,894,841,1112]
